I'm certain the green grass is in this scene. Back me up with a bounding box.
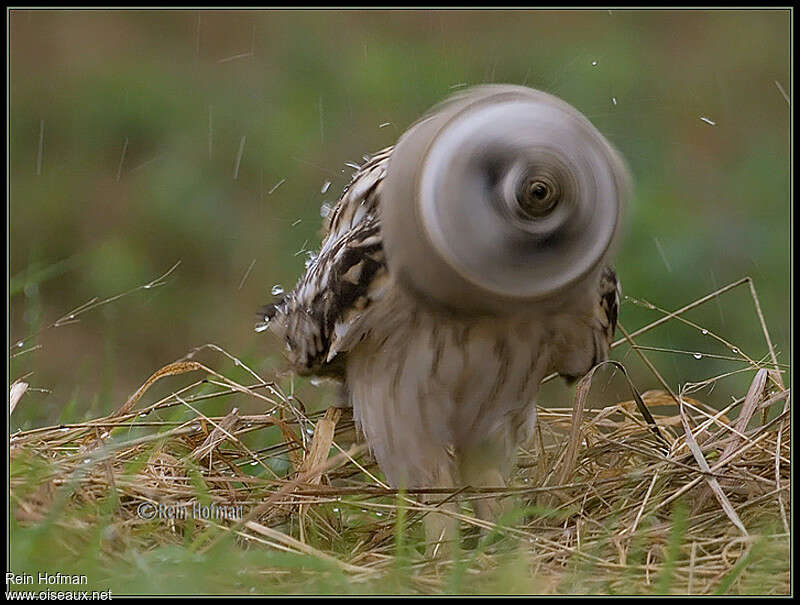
[9,336,790,595]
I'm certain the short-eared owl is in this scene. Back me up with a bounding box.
[259,85,627,550]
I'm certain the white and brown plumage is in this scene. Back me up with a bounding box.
[259,85,627,546]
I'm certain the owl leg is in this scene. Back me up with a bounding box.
[457,438,515,533]
[420,458,460,559]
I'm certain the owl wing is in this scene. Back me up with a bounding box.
[589,264,621,373]
[598,265,621,345]
[258,147,394,378]
[551,264,620,383]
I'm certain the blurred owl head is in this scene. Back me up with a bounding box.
[379,85,631,316]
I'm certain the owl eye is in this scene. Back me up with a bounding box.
[516,175,560,219]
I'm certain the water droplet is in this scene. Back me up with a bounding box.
[271,284,284,296]
[378,122,391,129]
[591,60,598,66]
[310,377,322,387]
[250,461,258,466]
[700,116,716,126]
[320,203,332,218]
[333,507,340,513]
[321,180,331,194]
[731,348,739,354]
[254,322,270,333]
[60,427,70,432]
[67,314,75,320]
[375,512,383,517]
[305,428,314,436]
[612,97,617,106]
[693,353,703,360]
[701,329,709,335]
[16,341,24,348]
[83,458,91,464]
[139,412,148,417]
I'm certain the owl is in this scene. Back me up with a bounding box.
[259,85,628,553]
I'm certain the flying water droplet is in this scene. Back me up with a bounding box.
[320,203,332,218]
[693,353,703,360]
[320,180,331,194]
[612,97,617,105]
[591,60,598,66]
[255,322,270,333]
[271,284,284,296]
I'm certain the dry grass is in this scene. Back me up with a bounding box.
[8,278,791,595]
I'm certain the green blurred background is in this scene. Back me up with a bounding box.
[9,9,790,429]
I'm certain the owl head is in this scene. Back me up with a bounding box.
[380,84,630,315]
